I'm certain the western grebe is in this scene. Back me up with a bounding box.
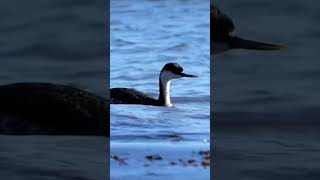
[0,82,108,136]
[110,63,197,106]
[211,5,284,55]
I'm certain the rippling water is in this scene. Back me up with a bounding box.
[0,0,107,179]
[0,0,106,96]
[0,136,107,180]
[214,0,320,179]
[111,0,210,179]
[214,0,320,126]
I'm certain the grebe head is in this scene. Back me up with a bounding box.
[160,63,197,81]
[158,63,196,107]
[211,5,284,54]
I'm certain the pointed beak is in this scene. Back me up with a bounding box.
[180,72,197,78]
[230,36,285,50]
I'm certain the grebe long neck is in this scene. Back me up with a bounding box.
[158,75,172,106]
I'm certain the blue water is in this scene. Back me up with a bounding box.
[214,0,320,125]
[214,0,320,179]
[0,136,107,180]
[0,0,106,96]
[110,0,210,179]
[0,0,107,179]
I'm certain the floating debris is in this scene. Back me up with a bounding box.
[187,159,198,167]
[201,160,210,168]
[198,150,210,169]
[111,155,128,166]
[199,150,210,156]
[203,156,210,160]
[170,161,178,166]
[111,150,210,169]
[145,155,163,161]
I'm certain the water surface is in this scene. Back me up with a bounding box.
[214,0,320,179]
[111,0,210,179]
[0,0,107,179]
